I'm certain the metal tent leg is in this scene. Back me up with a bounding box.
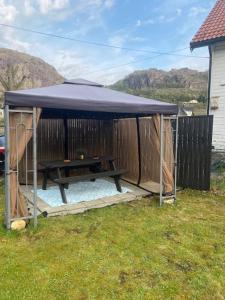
[160,115,178,205]
[4,105,11,229]
[159,114,164,206]
[33,107,38,228]
[4,107,38,229]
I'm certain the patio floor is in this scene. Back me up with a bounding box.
[21,179,151,217]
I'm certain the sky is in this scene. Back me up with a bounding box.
[0,0,216,85]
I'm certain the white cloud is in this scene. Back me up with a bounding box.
[136,18,155,27]
[0,28,31,52]
[1,0,209,86]
[24,0,36,16]
[104,0,115,9]
[38,0,69,14]
[136,10,180,28]
[130,36,147,42]
[166,46,209,72]
[50,50,89,79]
[45,48,134,85]
[176,8,182,16]
[94,65,135,85]
[169,56,209,71]
[136,19,142,27]
[189,6,208,17]
[0,0,18,23]
[108,34,126,53]
[74,0,114,17]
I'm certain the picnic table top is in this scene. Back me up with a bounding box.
[39,156,114,169]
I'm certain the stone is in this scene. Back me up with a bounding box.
[164,199,175,204]
[11,220,26,231]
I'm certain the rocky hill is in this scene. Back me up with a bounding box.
[0,48,64,102]
[111,68,208,104]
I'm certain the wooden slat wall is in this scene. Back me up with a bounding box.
[115,115,213,191]
[114,117,173,187]
[67,119,113,160]
[19,119,65,182]
[177,115,213,190]
[19,118,113,182]
[19,115,213,191]
[140,118,159,183]
[114,119,139,183]
[37,119,65,161]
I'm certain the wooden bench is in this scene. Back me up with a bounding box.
[53,169,127,204]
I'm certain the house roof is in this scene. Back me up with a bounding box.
[5,79,178,118]
[191,0,225,49]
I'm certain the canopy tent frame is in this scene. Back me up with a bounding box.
[4,79,178,229]
[4,106,178,229]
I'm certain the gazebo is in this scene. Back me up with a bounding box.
[4,79,178,229]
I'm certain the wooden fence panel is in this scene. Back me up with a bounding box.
[114,119,139,183]
[67,119,113,160]
[19,118,113,182]
[19,119,65,183]
[19,115,213,191]
[177,115,213,190]
[115,115,213,191]
[114,117,174,192]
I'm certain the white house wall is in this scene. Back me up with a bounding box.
[210,42,225,151]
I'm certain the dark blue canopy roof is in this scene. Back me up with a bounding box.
[5,79,178,116]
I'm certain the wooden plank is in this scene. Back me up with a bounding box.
[177,117,183,187]
[204,115,213,190]
[183,117,189,188]
[192,116,199,189]
[54,169,127,184]
[199,116,205,189]
[64,118,69,160]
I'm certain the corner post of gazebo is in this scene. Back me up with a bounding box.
[4,104,11,229]
[33,107,38,228]
[159,114,164,206]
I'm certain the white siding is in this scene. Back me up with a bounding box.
[210,42,225,150]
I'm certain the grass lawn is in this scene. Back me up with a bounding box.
[0,184,225,300]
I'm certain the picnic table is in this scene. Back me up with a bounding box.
[38,157,126,204]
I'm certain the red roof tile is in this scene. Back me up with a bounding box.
[191,0,225,48]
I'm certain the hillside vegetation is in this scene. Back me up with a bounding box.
[112,68,208,105]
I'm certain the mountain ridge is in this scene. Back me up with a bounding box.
[0,48,64,102]
[0,48,209,106]
[111,68,208,104]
